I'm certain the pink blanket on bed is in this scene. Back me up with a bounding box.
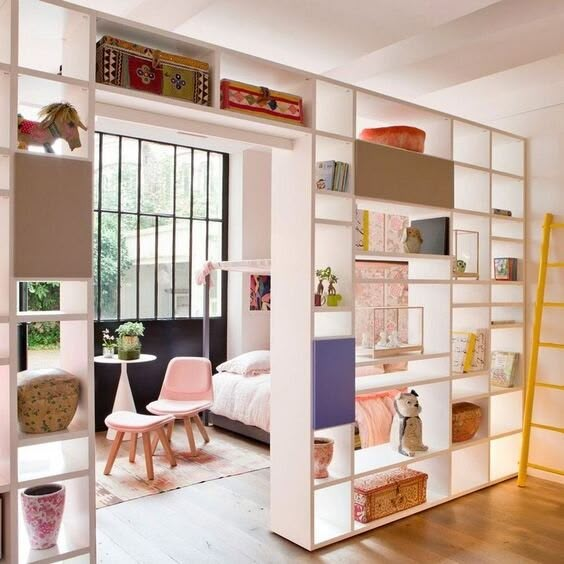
[355,390,403,448]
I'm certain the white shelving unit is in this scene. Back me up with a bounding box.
[1,0,527,557]
[1,1,96,562]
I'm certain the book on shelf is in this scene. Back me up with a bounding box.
[315,160,349,193]
[491,351,519,387]
[492,208,513,217]
[469,328,488,372]
[452,331,477,373]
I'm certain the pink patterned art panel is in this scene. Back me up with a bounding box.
[355,261,408,347]
[385,215,409,253]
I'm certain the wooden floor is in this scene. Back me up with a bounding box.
[97,463,563,563]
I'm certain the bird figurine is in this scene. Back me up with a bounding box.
[402,227,423,254]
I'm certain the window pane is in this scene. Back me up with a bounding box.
[209,152,223,220]
[157,217,173,319]
[93,133,100,209]
[121,137,139,213]
[139,215,156,318]
[192,150,207,219]
[190,220,206,317]
[101,135,119,211]
[174,218,190,318]
[100,212,118,320]
[120,214,137,320]
[176,148,192,217]
[208,221,222,317]
[140,141,174,215]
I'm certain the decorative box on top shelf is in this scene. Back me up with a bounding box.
[453,229,479,280]
[356,306,423,360]
[220,79,304,125]
[96,35,210,106]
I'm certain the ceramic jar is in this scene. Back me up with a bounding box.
[313,437,334,479]
[21,484,65,549]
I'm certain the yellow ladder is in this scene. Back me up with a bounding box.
[518,213,564,486]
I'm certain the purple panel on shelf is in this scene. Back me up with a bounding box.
[313,338,355,430]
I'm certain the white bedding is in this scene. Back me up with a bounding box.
[211,371,271,432]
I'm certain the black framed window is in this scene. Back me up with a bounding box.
[93,132,228,321]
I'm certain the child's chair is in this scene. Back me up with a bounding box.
[147,357,213,456]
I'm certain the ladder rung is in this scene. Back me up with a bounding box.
[544,302,564,307]
[547,262,564,267]
[536,382,564,390]
[527,463,564,476]
[550,223,564,229]
[531,422,564,434]
[539,342,564,349]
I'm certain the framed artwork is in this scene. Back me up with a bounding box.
[250,274,271,311]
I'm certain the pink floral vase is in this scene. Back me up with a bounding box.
[21,484,65,550]
[313,437,334,479]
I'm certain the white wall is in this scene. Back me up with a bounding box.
[227,149,272,359]
[494,106,564,484]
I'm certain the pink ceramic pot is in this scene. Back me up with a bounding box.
[314,437,335,479]
[21,484,65,549]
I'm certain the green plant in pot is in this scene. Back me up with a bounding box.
[116,322,144,361]
[315,267,342,307]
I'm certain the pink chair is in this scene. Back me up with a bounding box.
[147,357,213,456]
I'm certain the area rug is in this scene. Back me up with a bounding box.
[96,426,270,508]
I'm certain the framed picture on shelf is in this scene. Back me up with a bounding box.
[250,274,271,311]
[494,257,518,281]
[491,351,519,387]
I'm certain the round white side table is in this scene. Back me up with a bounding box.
[94,354,157,440]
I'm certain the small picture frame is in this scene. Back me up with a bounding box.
[494,257,518,281]
[491,351,519,388]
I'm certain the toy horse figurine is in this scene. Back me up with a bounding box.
[17,102,87,153]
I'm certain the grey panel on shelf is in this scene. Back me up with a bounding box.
[411,217,450,255]
[14,153,93,278]
[355,141,454,208]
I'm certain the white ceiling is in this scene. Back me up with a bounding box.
[77,0,564,132]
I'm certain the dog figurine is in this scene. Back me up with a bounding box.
[401,227,423,254]
[390,390,428,457]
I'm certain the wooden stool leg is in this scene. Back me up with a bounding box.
[183,417,198,456]
[129,432,138,462]
[151,432,160,455]
[194,414,210,443]
[104,431,125,475]
[142,432,155,480]
[156,427,177,467]
[167,420,174,441]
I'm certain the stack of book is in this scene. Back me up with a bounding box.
[315,160,350,193]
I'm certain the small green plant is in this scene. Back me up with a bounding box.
[115,322,145,337]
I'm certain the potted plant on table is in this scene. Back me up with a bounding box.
[116,322,145,361]
[101,328,116,358]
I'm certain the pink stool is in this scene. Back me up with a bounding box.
[104,411,176,480]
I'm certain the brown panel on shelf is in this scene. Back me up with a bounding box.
[14,153,93,278]
[355,140,454,208]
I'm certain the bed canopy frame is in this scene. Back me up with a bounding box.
[198,259,271,359]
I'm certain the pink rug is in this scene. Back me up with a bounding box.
[96,427,270,508]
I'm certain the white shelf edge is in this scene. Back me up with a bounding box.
[20,544,91,564]
[313,474,351,491]
[491,214,524,223]
[451,369,490,379]
[453,208,490,218]
[0,61,10,73]
[315,130,354,143]
[491,236,523,243]
[491,169,524,181]
[0,189,10,198]
[17,66,90,89]
[315,189,353,199]
[490,428,523,441]
[490,385,524,396]
[0,481,10,494]
[491,280,524,286]
[16,311,88,323]
[14,149,90,163]
[353,446,449,479]
[313,306,352,313]
[451,391,490,403]
[356,373,451,395]
[452,279,491,285]
[450,435,490,451]
[18,469,89,490]
[490,322,524,329]
[356,251,452,261]
[18,427,89,447]
[314,218,353,227]
[491,302,524,307]
[356,351,450,367]
[453,161,490,174]
[0,357,9,366]
[452,302,490,308]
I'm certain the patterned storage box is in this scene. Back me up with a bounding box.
[354,467,427,523]
[220,79,304,125]
[96,35,209,105]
